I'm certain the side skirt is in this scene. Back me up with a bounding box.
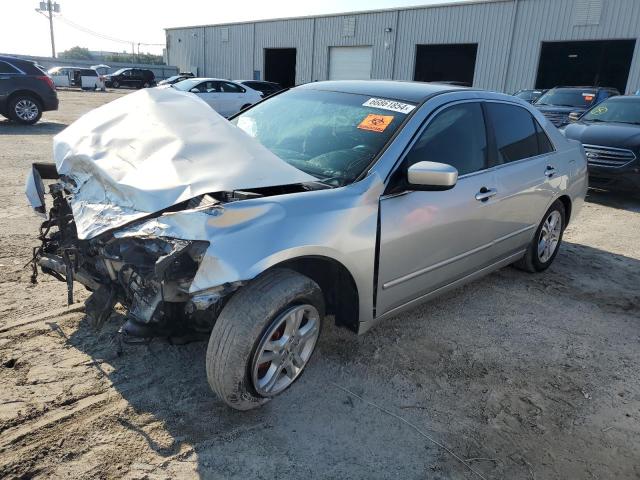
[357,249,526,335]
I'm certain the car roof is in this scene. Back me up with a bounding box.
[601,95,640,102]
[552,86,617,91]
[0,55,33,65]
[236,80,278,84]
[190,77,237,82]
[297,80,470,103]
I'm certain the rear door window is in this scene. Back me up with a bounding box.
[486,103,541,164]
[220,81,244,93]
[0,61,20,74]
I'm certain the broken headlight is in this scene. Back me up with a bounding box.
[102,237,209,282]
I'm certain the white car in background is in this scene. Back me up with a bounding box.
[48,66,104,90]
[171,78,262,117]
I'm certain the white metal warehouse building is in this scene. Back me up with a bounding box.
[165,0,640,94]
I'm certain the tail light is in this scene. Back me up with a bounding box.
[38,75,56,91]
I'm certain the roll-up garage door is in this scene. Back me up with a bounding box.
[328,46,373,80]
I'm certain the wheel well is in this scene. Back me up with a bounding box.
[8,90,43,108]
[558,195,572,225]
[275,256,359,333]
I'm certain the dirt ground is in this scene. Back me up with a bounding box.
[0,90,639,480]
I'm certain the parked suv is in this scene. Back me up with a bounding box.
[104,68,155,89]
[0,55,58,125]
[534,86,619,127]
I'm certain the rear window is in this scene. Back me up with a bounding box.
[536,88,597,108]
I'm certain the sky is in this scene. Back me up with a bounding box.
[2,0,469,57]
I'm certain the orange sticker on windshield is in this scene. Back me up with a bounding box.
[358,114,394,132]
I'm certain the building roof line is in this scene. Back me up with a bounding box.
[164,0,514,31]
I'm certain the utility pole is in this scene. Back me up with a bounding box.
[36,2,60,58]
[47,0,56,58]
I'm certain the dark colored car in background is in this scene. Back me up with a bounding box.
[534,86,619,127]
[513,88,547,104]
[157,73,195,86]
[104,68,156,89]
[0,55,58,125]
[562,96,640,192]
[235,80,283,97]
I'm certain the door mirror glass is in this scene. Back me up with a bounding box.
[407,161,458,190]
[189,87,201,93]
[568,111,582,122]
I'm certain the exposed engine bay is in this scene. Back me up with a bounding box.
[29,166,318,342]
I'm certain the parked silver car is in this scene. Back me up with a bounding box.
[26,81,587,410]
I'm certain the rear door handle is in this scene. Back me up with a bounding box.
[475,187,497,202]
[545,165,556,177]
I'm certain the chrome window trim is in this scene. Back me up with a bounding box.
[374,93,558,192]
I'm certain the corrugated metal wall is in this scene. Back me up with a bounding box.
[166,0,640,93]
[312,11,398,81]
[394,0,515,89]
[504,0,640,93]
[254,18,315,85]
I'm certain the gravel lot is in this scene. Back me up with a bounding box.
[0,90,639,479]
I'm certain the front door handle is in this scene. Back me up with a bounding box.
[475,187,497,202]
[545,165,556,177]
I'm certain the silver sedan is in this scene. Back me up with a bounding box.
[27,81,588,410]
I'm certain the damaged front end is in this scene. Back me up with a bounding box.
[29,170,220,340]
[25,87,317,341]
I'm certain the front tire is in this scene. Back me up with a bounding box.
[8,95,42,125]
[112,80,120,88]
[515,200,565,272]
[206,268,324,410]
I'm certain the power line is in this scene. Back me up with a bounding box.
[38,11,165,48]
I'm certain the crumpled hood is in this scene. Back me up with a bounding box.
[52,87,315,240]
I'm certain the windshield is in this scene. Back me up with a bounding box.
[171,78,200,91]
[581,98,640,125]
[536,88,597,108]
[111,68,128,76]
[163,75,180,82]
[230,89,413,186]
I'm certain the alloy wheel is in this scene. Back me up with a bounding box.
[14,99,39,122]
[251,304,320,397]
[537,210,562,263]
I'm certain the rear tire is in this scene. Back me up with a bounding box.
[514,200,565,273]
[206,268,324,410]
[8,95,42,125]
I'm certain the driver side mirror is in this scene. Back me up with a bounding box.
[568,111,582,122]
[407,161,458,191]
[189,88,201,93]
